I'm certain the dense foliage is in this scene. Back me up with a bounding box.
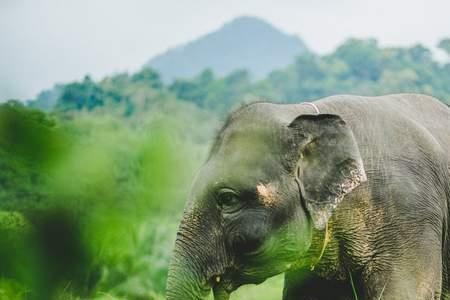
[0,97,217,299]
[0,38,449,299]
[32,38,450,114]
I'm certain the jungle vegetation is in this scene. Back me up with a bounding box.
[0,38,449,299]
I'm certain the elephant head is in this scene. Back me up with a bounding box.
[166,103,366,300]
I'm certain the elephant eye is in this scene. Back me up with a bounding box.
[216,188,242,213]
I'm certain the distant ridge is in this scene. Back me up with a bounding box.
[146,16,309,82]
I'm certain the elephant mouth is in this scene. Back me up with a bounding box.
[208,272,236,300]
[208,266,265,297]
[211,278,234,293]
[207,224,305,298]
[209,260,281,295]
[234,236,297,278]
[209,267,242,292]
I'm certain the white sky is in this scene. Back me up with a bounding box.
[1,0,449,100]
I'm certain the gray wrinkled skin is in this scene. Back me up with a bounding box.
[167,94,450,300]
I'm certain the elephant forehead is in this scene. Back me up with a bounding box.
[219,133,283,165]
[202,153,281,195]
[217,120,286,149]
[217,149,278,179]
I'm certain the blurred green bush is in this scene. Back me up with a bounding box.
[0,99,218,299]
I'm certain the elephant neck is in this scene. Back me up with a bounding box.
[290,221,342,279]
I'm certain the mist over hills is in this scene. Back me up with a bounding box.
[146,16,309,82]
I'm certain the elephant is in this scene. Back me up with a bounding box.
[166,94,450,300]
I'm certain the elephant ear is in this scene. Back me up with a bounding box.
[288,114,367,230]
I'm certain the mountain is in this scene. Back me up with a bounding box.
[146,16,309,82]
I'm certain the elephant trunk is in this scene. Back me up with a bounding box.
[166,209,229,300]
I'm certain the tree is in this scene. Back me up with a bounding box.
[334,39,383,81]
[408,44,432,63]
[438,38,450,57]
[0,101,65,209]
[57,76,104,111]
[169,69,216,107]
[131,68,163,89]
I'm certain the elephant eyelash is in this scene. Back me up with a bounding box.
[215,189,244,213]
[215,189,260,214]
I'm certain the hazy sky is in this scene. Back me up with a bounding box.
[1,0,449,101]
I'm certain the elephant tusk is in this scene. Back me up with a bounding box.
[310,221,330,271]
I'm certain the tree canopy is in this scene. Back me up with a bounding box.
[30,38,450,116]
